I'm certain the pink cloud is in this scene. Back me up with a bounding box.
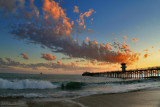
[21,53,29,60]
[123,35,127,40]
[86,36,90,42]
[73,6,79,13]
[113,38,118,40]
[42,53,56,61]
[132,38,138,42]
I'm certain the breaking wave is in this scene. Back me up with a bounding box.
[0,78,58,89]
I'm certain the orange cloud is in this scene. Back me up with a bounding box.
[105,43,112,50]
[86,36,90,42]
[90,60,96,65]
[144,53,149,58]
[98,62,107,66]
[71,62,77,67]
[1,0,140,66]
[113,38,118,40]
[21,53,29,60]
[132,38,138,42]
[42,53,56,61]
[43,0,72,36]
[57,61,61,65]
[152,46,154,48]
[90,18,94,24]
[84,62,90,66]
[73,6,79,13]
[143,49,149,51]
[122,41,129,49]
[123,35,127,40]
[76,9,95,27]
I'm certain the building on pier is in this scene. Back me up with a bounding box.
[121,63,127,72]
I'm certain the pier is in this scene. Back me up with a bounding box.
[82,63,160,79]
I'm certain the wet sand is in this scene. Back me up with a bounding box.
[1,88,160,107]
[74,88,160,107]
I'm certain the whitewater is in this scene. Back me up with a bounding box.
[0,73,160,99]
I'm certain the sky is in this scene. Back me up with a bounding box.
[0,0,160,74]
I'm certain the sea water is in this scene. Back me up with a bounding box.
[0,73,160,99]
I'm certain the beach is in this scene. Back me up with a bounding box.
[74,88,160,107]
[1,88,160,107]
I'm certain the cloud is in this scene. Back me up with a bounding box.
[122,41,129,49]
[132,38,138,42]
[144,53,149,58]
[143,49,149,51]
[0,57,101,73]
[0,58,22,68]
[123,35,127,40]
[61,56,72,60]
[42,0,72,36]
[98,62,107,66]
[42,53,56,61]
[12,23,139,64]
[90,59,96,65]
[0,0,25,16]
[76,9,95,28]
[86,29,95,34]
[73,6,79,13]
[84,62,90,66]
[105,43,112,50]
[21,53,29,60]
[152,46,154,48]
[71,62,78,67]
[113,38,118,40]
[86,36,90,42]
[57,61,61,65]
[0,0,140,65]
[6,58,11,61]
[91,18,93,21]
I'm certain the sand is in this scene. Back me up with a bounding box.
[1,88,160,107]
[74,88,160,107]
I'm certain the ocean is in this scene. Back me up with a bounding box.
[0,73,160,99]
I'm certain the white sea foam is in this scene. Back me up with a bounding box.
[0,78,58,89]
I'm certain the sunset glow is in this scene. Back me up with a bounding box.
[1,0,160,74]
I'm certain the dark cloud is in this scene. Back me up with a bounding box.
[0,57,98,72]
[0,0,140,65]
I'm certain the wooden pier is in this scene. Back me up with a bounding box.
[82,65,160,79]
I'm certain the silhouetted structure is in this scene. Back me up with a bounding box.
[82,63,160,79]
[121,63,126,72]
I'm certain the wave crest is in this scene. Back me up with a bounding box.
[0,78,57,89]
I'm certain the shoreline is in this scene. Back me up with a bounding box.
[74,88,160,107]
[0,88,160,107]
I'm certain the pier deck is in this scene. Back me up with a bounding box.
[82,66,160,79]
